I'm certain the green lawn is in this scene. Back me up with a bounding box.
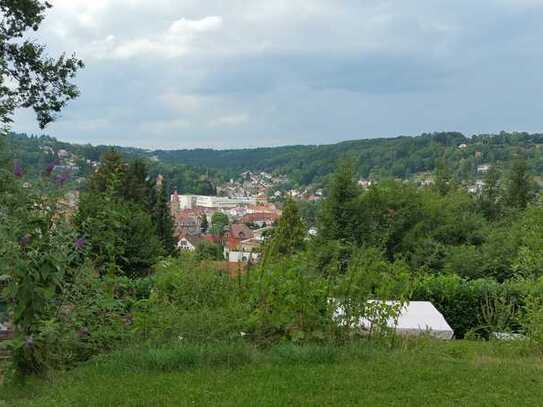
[3,340,543,407]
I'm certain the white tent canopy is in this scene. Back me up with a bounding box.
[335,301,454,340]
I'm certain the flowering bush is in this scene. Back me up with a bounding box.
[0,161,133,374]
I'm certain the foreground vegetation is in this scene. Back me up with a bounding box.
[3,339,543,407]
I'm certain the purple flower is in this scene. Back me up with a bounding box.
[14,161,23,178]
[55,173,69,187]
[74,238,87,250]
[19,234,32,248]
[45,162,55,176]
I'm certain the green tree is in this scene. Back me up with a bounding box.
[265,198,306,259]
[77,153,163,276]
[76,193,162,277]
[195,241,224,261]
[122,159,152,209]
[318,158,360,242]
[210,212,229,236]
[153,182,176,255]
[200,213,209,234]
[0,0,83,129]
[505,158,532,210]
[88,150,126,195]
[478,165,502,219]
[433,158,453,196]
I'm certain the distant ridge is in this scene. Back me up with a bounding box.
[7,131,543,185]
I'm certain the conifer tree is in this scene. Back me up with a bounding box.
[88,150,125,195]
[265,198,306,259]
[318,158,360,242]
[153,182,176,255]
[122,159,152,209]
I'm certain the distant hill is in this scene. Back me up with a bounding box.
[139,131,543,185]
[6,131,543,186]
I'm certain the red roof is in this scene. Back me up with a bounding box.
[226,224,254,240]
[226,237,241,250]
[240,213,279,223]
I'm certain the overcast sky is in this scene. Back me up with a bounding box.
[12,0,543,149]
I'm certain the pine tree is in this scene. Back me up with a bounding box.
[318,158,360,242]
[122,159,152,209]
[153,183,176,255]
[88,150,126,195]
[265,198,306,259]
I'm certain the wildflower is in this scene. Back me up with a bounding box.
[55,173,69,187]
[14,161,23,178]
[45,162,55,176]
[74,238,87,250]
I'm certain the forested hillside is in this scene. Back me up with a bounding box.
[8,131,543,186]
[154,132,543,185]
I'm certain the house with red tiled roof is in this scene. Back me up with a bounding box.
[246,203,279,214]
[224,223,254,241]
[223,227,261,264]
[240,212,278,227]
[174,209,203,237]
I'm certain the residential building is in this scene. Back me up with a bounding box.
[240,212,278,227]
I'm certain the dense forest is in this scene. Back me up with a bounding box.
[8,131,543,187]
[5,133,219,194]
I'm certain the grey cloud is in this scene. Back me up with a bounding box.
[11,0,543,148]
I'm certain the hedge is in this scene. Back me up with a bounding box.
[411,275,543,338]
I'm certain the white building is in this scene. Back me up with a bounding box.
[177,237,196,252]
[177,195,257,210]
[225,250,260,263]
[477,164,492,174]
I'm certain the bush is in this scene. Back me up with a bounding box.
[7,263,134,375]
[245,255,332,343]
[411,274,543,338]
[132,258,246,343]
[521,294,543,351]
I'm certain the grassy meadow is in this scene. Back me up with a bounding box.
[3,339,542,407]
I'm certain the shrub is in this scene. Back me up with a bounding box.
[411,274,543,338]
[245,255,332,343]
[132,258,245,343]
[521,294,543,351]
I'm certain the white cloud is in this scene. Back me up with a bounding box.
[169,16,223,35]
[73,15,224,60]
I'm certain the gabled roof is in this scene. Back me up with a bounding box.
[241,212,279,223]
[226,224,254,240]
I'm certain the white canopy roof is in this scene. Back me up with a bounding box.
[335,301,454,340]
